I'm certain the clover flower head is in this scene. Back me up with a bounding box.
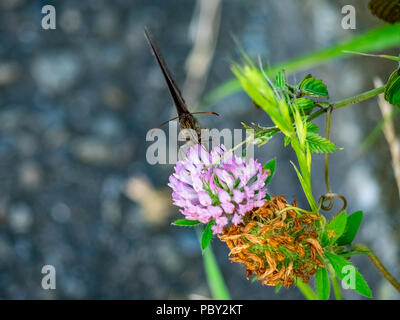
[168,144,269,234]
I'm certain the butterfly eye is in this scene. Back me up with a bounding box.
[368,0,400,24]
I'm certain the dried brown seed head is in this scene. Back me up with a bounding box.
[218,195,324,287]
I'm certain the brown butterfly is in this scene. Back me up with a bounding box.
[144,29,218,145]
[368,0,400,24]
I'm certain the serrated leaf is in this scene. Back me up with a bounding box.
[298,74,329,98]
[294,98,315,113]
[172,219,201,226]
[316,267,330,300]
[326,211,347,244]
[325,251,372,298]
[201,220,214,251]
[336,211,363,246]
[263,159,276,185]
[306,122,320,133]
[384,68,400,107]
[306,132,339,153]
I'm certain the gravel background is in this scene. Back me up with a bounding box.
[0,0,399,299]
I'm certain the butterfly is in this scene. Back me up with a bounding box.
[368,0,400,24]
[144,28,218,146]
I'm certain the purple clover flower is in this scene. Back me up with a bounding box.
[168,145,269,234]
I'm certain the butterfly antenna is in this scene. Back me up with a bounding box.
[154,116,180,129]
[191,111,220,116]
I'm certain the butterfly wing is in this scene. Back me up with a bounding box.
[144,28,190,116]
[145,29,205,147]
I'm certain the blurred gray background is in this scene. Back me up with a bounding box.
[0,0,399,299]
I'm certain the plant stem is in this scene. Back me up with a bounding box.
[308,85,386,122]
[328,265,343,300]
[334,86,386,109]
[196,228,231,300]
[352,244,400,293]
[296,278,318,300]
[342,50,399,62]
[256,85,386,139]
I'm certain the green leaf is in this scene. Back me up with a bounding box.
[253,131,276,146]
[275,283,282,293]
[316,267,330,300]
[232,63,294,137]
[284,136,291,147]
[172,219,200,226]
[306,132,339,154]
[293,108,307,146]
[201,220,214,251]
[336,211,363,246]
[298,74,329,97]
[290,160,315,212]
[306,122,320,133]
[326,211,347,244]
[275,71,286,89]
[275,71,292,104]
[325,251,372,298]
[202,24,400,107]
[296,278,318,300]
[294,98,315,113]
[242,123,279,147]
[384,68,400,107]
[263,159,276,185]
[321,230,330,247]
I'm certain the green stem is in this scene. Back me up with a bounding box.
[296,279,318,300]
[352,244,400,293]
[292,144,317,212]
[321,106,334,211]
[195,228,231,300]
[308,86,386,122]
[342,50,399,62]
[328,265,343,300]
[250,85,386,141]
[334,86,386,109]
